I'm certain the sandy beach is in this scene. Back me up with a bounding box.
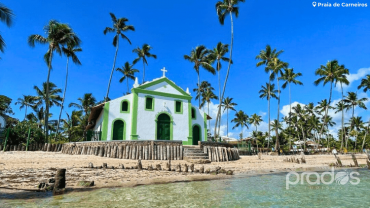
[0,151,368,191]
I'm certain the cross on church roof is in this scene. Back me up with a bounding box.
[161,67,167,77]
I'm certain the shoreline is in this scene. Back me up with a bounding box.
[0,151,368,195]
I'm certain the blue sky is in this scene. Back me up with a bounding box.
[1,0,370,138]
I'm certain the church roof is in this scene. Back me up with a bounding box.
[135,76,190,96]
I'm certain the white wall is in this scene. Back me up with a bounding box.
[145,81,184,95]
[93,111,103,131]
[136,93,189,141]
[106,94,133,141]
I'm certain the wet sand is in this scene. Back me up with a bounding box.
[0,151,367,191]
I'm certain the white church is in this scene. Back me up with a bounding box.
[87,68,210,145]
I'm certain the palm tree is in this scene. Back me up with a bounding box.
[348,116,364,152]
[208,42,231,137]
[322,115,336,150]
[33,82,62,109]
[249,113,263,133]
[203,89,218,128]
[27,106,49,129]
[15,95,35,120]
[343,92,368,120]
[28,20,80,142]
[256,45,283,150]
[68,93,97,115]
[184,45,215,108]
[358,74,370,92]
[269,58,287,147]
[253,130,264,153]
[103,13,135,101]
[335,64,349,150]
[222,97,237,137]
[335,101,347,149]
[292,104,308,150]
[214,0,245,139]
[271,119,283,152]
[116,62,139,93]
[62,110,83,142]
[314,60,346,141]
[343,91,368,149]
[0,3,14,55]
[361,119,369,151]
[280,67,303,143]
[193,81,214,109]
[231,110,249,139]
[56,42,82,137]
[259,83,278,149]
[132,44,157,83]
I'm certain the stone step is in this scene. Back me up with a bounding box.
[184,153,208,156]
[184,149,204,152]
[184,156,209,160]
[183,146,200,149]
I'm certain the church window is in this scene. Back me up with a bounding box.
[175,101,182,114]
[121,100,129,113]
[191,107,196,119]
[145,96,154,111]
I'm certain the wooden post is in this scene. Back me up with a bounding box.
[26,128,31,151]
[351,154,359,167]
[3,128,10,152]
[54,169,66,190]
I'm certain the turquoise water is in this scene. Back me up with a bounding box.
[1,169,369,207]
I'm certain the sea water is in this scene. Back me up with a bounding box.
[1,169,369,207]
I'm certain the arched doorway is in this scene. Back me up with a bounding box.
[112,120,124,140]
[157,113,171,140]
[192,125,201,145]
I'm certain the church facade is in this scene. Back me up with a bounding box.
[88,74,209,145]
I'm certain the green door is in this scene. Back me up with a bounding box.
[192,125,201,145]
[113,120,124,140]
[157,114,170,140]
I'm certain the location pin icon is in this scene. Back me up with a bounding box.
[312,2,317,7]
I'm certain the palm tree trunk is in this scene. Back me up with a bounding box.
[256,125,258,153]
[214,10,234,139]
[341,83,344,150]
[24,106,27,121]
[361,128,367,151]
[197,71,200,109]
[227,108,229,137]
[346,132,349,150]
[355,134,358,152]
[56,57,70,139]
[289,83,292,149]
[45,48,53,143]
[216,61,222,137]
[142,59,146,84]
[276,78,280,152]
[126,78,129,94]
[301,125,306,151]
[268,97,270,150]
[105,38,119,101]
[319,82,333,149]
[208,102,210,129]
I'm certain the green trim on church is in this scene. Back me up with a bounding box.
[130,91,139,140]
[137,77,190,96]
[204,112,208,141]
[101,102,109,141]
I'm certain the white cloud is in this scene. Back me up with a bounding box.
[335,67,370,91]
[280,101,306,117]
[204,101,226,120]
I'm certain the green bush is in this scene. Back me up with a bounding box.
[7,121,45,145]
